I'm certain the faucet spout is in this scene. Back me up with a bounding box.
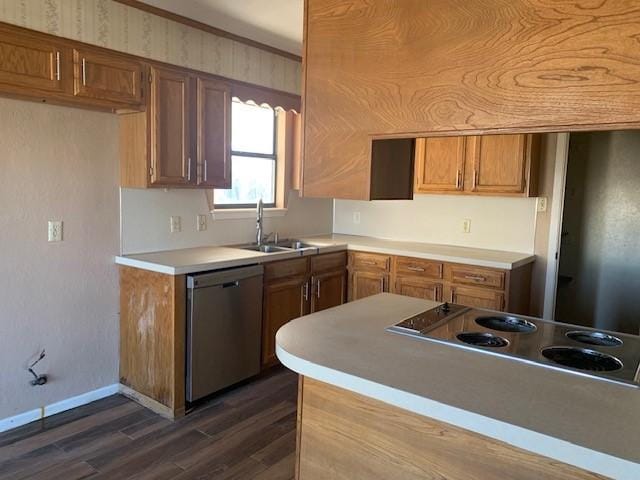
[256,198,264,246]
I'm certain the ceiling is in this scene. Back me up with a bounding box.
[140,0,303,55]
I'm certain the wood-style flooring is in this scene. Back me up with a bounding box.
[0,368,298,479]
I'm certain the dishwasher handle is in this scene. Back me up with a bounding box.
[187,264,264,289]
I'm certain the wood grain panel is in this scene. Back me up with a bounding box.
[445,284,506,311]
[348,270,388,302]
[303,0,640,199]
[393,277,442,302]
[348,251,390,272]
[297,377,606,480]
[119,266,185,418]
[311,269,346,313]
[72,47,144,107]
[414,137,465,193]
[264,257,310,282]
[445,264,506,290]
[196,77,231,187]
[310,251,347,274]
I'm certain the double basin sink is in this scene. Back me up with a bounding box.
[238,240,319,254]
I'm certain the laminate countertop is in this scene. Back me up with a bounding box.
[276,293,640,480]
[114,234,535,275]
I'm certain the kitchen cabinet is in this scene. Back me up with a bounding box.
[0,25,71,96]
[72,47,145,108]
[196,77,231,188]
[120,67,232,189]
[414,134,539,197]
[445,284,505,311]
[414,137,465,193]
[262,252,348,368]
[348,252,391,301]
[262,276,309,367]
[394,276,442,302]
[392,256,443,301]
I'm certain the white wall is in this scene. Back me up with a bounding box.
[120,189,333,254]
[0,97,119,420]
[334,196,538,253]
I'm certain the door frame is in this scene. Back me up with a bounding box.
[542,132,570,319]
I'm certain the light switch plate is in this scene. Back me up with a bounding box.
[170,216,181,233]
[197,214,207,231]
[463,219,471,234]
[48,221,63,242]
[353,212,361,224]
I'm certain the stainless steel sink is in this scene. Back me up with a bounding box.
[239,244,292,253]
[275,239,319,251]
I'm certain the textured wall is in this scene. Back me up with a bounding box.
[120,190,333,255]
[0,0,301,93]
[0,97,119,419]
[556,131,640,334]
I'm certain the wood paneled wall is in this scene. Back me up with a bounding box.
[302,0,640,199]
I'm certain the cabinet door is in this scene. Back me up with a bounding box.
[414,137,465,193]
[349,270,388,301]
[72,48,144,106]
[262,276,309,367]
[196,77,231,187]
[149,66,194,186]
[0,30,70,94]
[311,269,347,313]
[446,284,505,311]
[394,277,442,302]
[468,134,528,194]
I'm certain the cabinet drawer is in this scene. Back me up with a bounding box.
[394,256,442,279]
[311,251,347,273]
[446,264,505,290]
[349,251,390,272]
[447,285,505,311]
[264,257,309,282]
[393,277,442,302]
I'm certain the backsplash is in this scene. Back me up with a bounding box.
[0,0,300,94]
[333,195,538,254]
[120,189,333,255]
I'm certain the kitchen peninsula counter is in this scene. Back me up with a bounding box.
[276,293,639,480]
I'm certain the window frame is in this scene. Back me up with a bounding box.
[214,101,278,209]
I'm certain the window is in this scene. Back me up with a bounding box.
[214,99,277,208]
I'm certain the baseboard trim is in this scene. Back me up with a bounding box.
[118,384,179,420]
[0,384,119,433]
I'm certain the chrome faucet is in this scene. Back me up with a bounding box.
[256,198,264,246]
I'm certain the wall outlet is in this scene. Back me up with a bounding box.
[48,221,63,242]
[537,197,548,212]
[462,219,472,234]
[170,216,181,233]
[353,212,361,224]
[197,214,207,231]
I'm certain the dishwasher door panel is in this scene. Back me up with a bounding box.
[187,273,263,402]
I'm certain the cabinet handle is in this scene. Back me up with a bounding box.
[81,58,87,86]
[433,286,438,300]
[316,279,321,299]
[450,288,455,303]
[455,169,461,189]
[407,266,425,272]
[464,274,486,282]
[380,277,386,292]
[473,170,479,190]
[187,158,192,181]
[55,51,61,81]
[203,159,208,182]
[302,282,309,301]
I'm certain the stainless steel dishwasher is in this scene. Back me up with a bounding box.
[186,264,263,402]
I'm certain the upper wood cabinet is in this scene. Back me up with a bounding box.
[149,66,194,186]
[414,133,539,197]
[120,67,232,189]
[414,137,465,193]
[196,77,231,188]
[72,47,145,108]
[0,26,71,96]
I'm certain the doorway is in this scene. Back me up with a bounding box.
[554,130,640,334]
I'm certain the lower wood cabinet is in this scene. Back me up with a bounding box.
[445,284,505,311]
[394,276,442,302]
[262,275,309,367]
[262,252,347,368]
[348,252,391,301]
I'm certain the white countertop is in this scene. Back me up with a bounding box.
[276,293,640,480]
[115,234,535,275]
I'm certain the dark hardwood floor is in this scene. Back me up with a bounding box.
[0,368,298,479]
